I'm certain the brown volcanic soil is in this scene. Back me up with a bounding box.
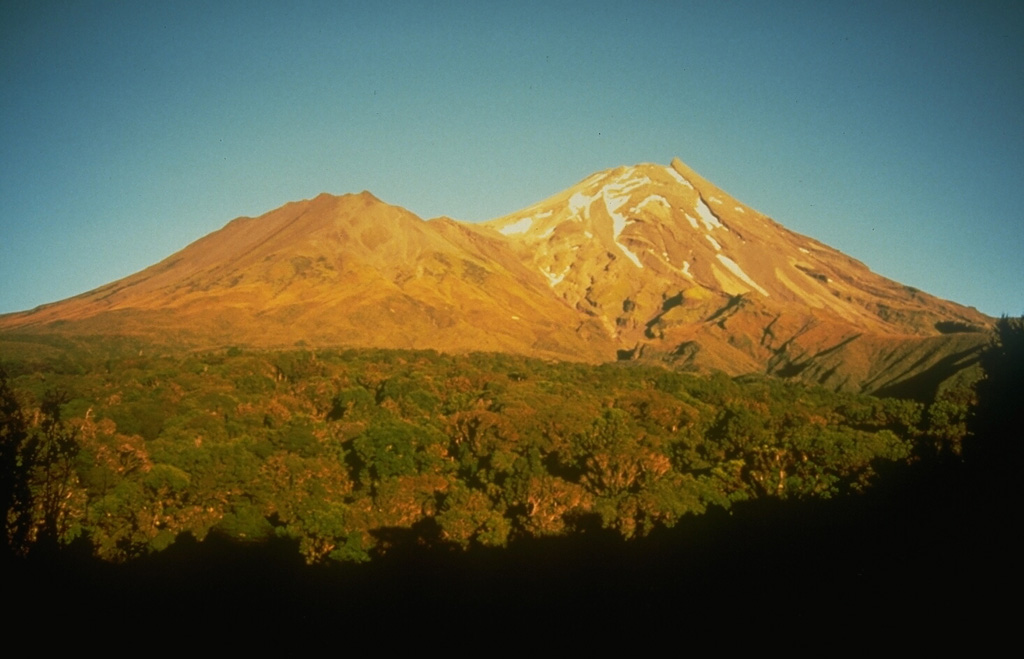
[0,160,993,394]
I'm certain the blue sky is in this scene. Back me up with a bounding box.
[2,1,1022,317]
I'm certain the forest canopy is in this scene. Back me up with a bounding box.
[0,338,977,564]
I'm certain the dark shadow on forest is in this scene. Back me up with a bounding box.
[3,452,1016,637]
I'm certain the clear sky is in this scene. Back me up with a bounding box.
[2,1,1022,317]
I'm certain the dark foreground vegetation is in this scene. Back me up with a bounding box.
[1,319,1021,636]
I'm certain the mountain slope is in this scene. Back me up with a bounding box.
[485,158,986,336]
[481,158,991,394]
[1,191,612,360]
[0,159,992,395]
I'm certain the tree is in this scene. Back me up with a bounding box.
[967,316,1024,466]
[24,389,82,548]
[0,367,33,554]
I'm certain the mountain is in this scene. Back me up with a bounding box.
[479,158,992,395]
[0,191,614,361]
[0,158,992,396]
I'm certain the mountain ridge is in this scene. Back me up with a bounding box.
[0,158,992,397]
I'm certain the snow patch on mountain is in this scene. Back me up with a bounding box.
[607,199,629,236]
[716,255,768,296]
[683,212,699,229]
[602,174,649,269]
[500,217,533,235]
[542,266,569,287]
[618,243,645,268]
[603,175,651,202]
[705,235,722,251]
[633,195,670,213]
[681,261,692,278]
[695,197,725,230]
[665,166,694,189]
[569,191,599,217]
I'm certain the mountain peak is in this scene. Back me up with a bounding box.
[480,158,990,376]
[668,156,693,177]
[484,158,764,306]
